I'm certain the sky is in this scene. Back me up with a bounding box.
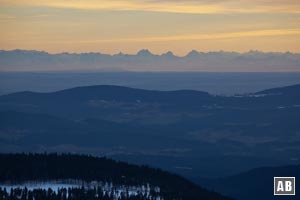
[0,0,300,56]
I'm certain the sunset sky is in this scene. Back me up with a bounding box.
[1,0,300,55]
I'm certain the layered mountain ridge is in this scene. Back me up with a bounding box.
[1,49,299,72]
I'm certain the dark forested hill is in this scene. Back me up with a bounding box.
[0,153,232,200]
[0,85,211,105]
[0,84,299,118]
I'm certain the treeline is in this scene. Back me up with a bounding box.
[0,153,232,200]
[0,186,158,200]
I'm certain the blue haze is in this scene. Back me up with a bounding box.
[0,72,300,95]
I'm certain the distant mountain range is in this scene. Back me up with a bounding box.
[0,84,299,178]
[196,164,300,200]
[1,49,300,72]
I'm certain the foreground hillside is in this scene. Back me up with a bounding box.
[0,85,299,178]
[0,153,232,200]
[196,164,300,200]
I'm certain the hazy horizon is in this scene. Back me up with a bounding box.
[1,48,300,56]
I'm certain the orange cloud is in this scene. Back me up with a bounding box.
[0,0,299,14]
[44,29,300,44]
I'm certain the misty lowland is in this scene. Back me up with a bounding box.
[0,80,300,200]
